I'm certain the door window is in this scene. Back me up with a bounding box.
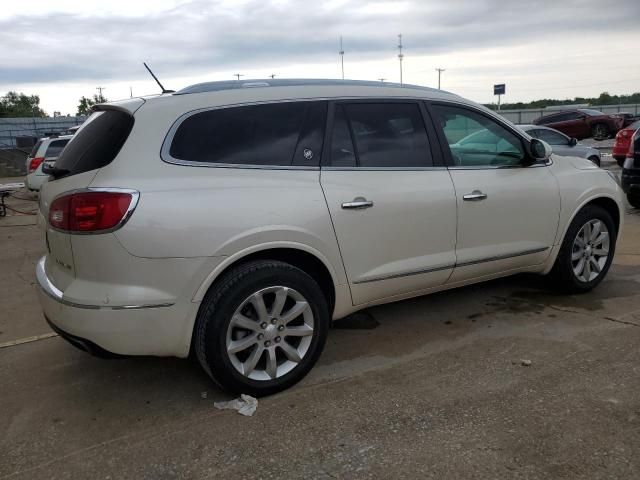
[328,103,433,168]
[534,129,569,146]
[432,104,525,167]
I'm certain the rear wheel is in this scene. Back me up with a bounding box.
[194,260,329,396]
[549,205,616,293]
[591,123,609,141]
[587,155,601,167]
[628,193,640,209]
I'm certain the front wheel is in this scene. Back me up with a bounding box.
[194,260,329,396]
[628,193,640,209]
[549,205,616,293]
[591,124,610,141]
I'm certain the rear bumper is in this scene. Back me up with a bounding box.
[36,256,200,357]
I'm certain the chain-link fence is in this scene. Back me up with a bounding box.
[0,116,86,149]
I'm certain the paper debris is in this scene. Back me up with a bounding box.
[214,394,258,417]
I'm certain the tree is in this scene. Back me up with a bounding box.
[76,93,108,115]
[0,91,46,117]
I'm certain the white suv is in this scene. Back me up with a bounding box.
[25,135,72,191]
[36,79,624,395]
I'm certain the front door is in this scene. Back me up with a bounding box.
[320,101,457,305]
[428,102,561,283]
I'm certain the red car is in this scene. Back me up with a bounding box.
[533,109,624,141]
[613,120,640,166]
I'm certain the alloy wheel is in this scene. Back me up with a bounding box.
[571,219,610,283]
[226,286,314,381]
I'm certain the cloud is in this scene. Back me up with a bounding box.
[1,0,638,85]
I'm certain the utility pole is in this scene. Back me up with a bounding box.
[378,78,387,83]
[435,68,445,90]
[129,86,133,98]
[269,74,276,79]
[233,74,244,81]
[96,86,105,98]
[397,34,404,86]
[339,36,345,80]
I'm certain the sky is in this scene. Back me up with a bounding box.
[1,0,639,115]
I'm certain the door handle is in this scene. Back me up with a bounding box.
[342,197,374,209]
[463,190,488,201]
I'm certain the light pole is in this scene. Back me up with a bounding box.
[435,68,445,90]
[339,36,345,80]
[397,34,404,86]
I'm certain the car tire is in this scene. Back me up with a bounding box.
[628,193,640,209]
[549,205,616,293]
[194,260,329,397]
[588,155,601,167]
[591,123,609,141]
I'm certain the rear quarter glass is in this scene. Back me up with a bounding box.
[29,140,43,158]
[54,110,134,178]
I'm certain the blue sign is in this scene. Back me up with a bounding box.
[494,84,506,95]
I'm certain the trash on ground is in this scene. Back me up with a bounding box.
[214,394,258,416]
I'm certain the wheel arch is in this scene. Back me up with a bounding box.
[544,194,622,275]
[193,243,339,315]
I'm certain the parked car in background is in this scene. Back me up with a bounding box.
[36,79,624,396]
[622,129,640,208]
[533,109,624,141]
[519,125,601,166]
[25,135,72,191]
[613,120,640,167]
[619,112,640,128]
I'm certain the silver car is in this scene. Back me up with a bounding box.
[519,125,601,166]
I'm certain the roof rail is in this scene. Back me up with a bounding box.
[175,78,446,96]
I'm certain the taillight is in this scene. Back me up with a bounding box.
[29,157,44,173]
[619,129,631,138]
[48,191,138,233]
[628,136,636,159]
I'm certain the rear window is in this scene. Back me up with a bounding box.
[44,139,69,158]
[167,101,327,167]
[54,110,134,177]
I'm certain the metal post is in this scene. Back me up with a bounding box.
[498,94,501,111]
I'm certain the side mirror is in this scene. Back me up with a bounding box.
[529,138,552,161]
[569,137,578,147]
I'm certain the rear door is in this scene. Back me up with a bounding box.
[320,101,457,305]
[428,102,560,283]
